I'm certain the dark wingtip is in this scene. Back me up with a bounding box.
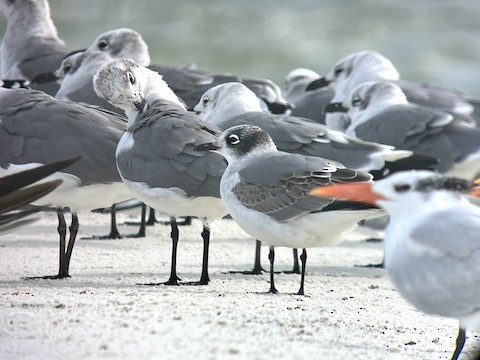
[194,143,219,152]
[305,77,331,91]
[1,79,30,89]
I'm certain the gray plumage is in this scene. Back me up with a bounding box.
[0,88,126,185]
[116,99,225,198]
[233,151,369,223]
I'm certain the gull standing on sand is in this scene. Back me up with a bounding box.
[311,171,480,360]
[325,81,480,180]
[94,58,228,285]
[0,0,70,95]
[0,88,131,278]
[194,82,436,273]
[195,124,380,294]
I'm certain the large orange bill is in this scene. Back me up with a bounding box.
[310,182,387,205]
[471,179,480,198]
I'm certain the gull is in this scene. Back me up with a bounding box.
[195,124,380,294]
[0,87,131,278]
[283,68,334,124]
[194,82,437,271]
[325,81,480,180]
[311,170,480,360]
[0,0,70,95]
[94,58,228,285]
[306,50,480,129]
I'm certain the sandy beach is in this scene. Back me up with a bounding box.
[0,210,478,360]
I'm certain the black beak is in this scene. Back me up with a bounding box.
[134,98,147,112]
[260,96,295,114]
[194,142,219,152]
[31,72,59,84]
[305,77,331,91]
[323,102,349,113]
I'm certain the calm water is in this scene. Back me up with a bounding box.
[1,0,480,96]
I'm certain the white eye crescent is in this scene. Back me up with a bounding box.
[228,134,240,145]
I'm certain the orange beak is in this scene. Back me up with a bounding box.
[309,182,387,205]
[470,179,480,197]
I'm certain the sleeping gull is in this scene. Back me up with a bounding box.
[94,58,228,285]
[195,124,381,294]
[311,171,480,360]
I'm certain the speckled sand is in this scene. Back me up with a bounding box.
[0,210,477,360]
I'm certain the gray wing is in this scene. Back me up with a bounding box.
[217,112,389,171]
[117,100,226,198]
[404,206,480,318]
[0,88,126,185]
[290,88,335,124]
[233,151,372,222]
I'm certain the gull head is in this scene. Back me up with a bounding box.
[195,124,277,164]
[194,82,263,124]
[86,28,151,67]
[326,51,400,100]
[94,58,148,116]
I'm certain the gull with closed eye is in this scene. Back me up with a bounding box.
[94,58,228,286]
[311,170,480,360]
[325,81,480,180]
[195,124,381,294]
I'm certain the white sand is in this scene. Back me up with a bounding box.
[0,210,478,360]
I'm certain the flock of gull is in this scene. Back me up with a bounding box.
[1,1,480,359]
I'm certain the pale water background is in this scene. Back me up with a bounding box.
[1,0,479,97]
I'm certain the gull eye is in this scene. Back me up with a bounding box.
[351,97,361,106]
[394,184,411,193]
[97,39,109,50]
[227,134,240,145]
[128,72,135,85]
[63,64,72,74]
[202,97,210,106]
[334,67,343,76]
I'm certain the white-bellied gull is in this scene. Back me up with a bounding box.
[0,87,131,278]
[325,81,480,180]
[94,58,228,285]
[195,124,381,294]
[194,82,436,272]
[311,171,480,360]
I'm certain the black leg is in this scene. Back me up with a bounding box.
[107,205,122,239]
[164,217,181,285]
[268,246,279,294]
[291,249,300,274]
[452,326,466,360]
[64,213,79,276]
[146,207,157,225]
[296,249,307,295]
[228,239,266,275]
[198,224,210,285]
[57,208,68,278]
[132,203,147,238]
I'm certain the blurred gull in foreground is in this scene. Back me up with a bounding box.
[195,124,380,294]
[311,171,480,360]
